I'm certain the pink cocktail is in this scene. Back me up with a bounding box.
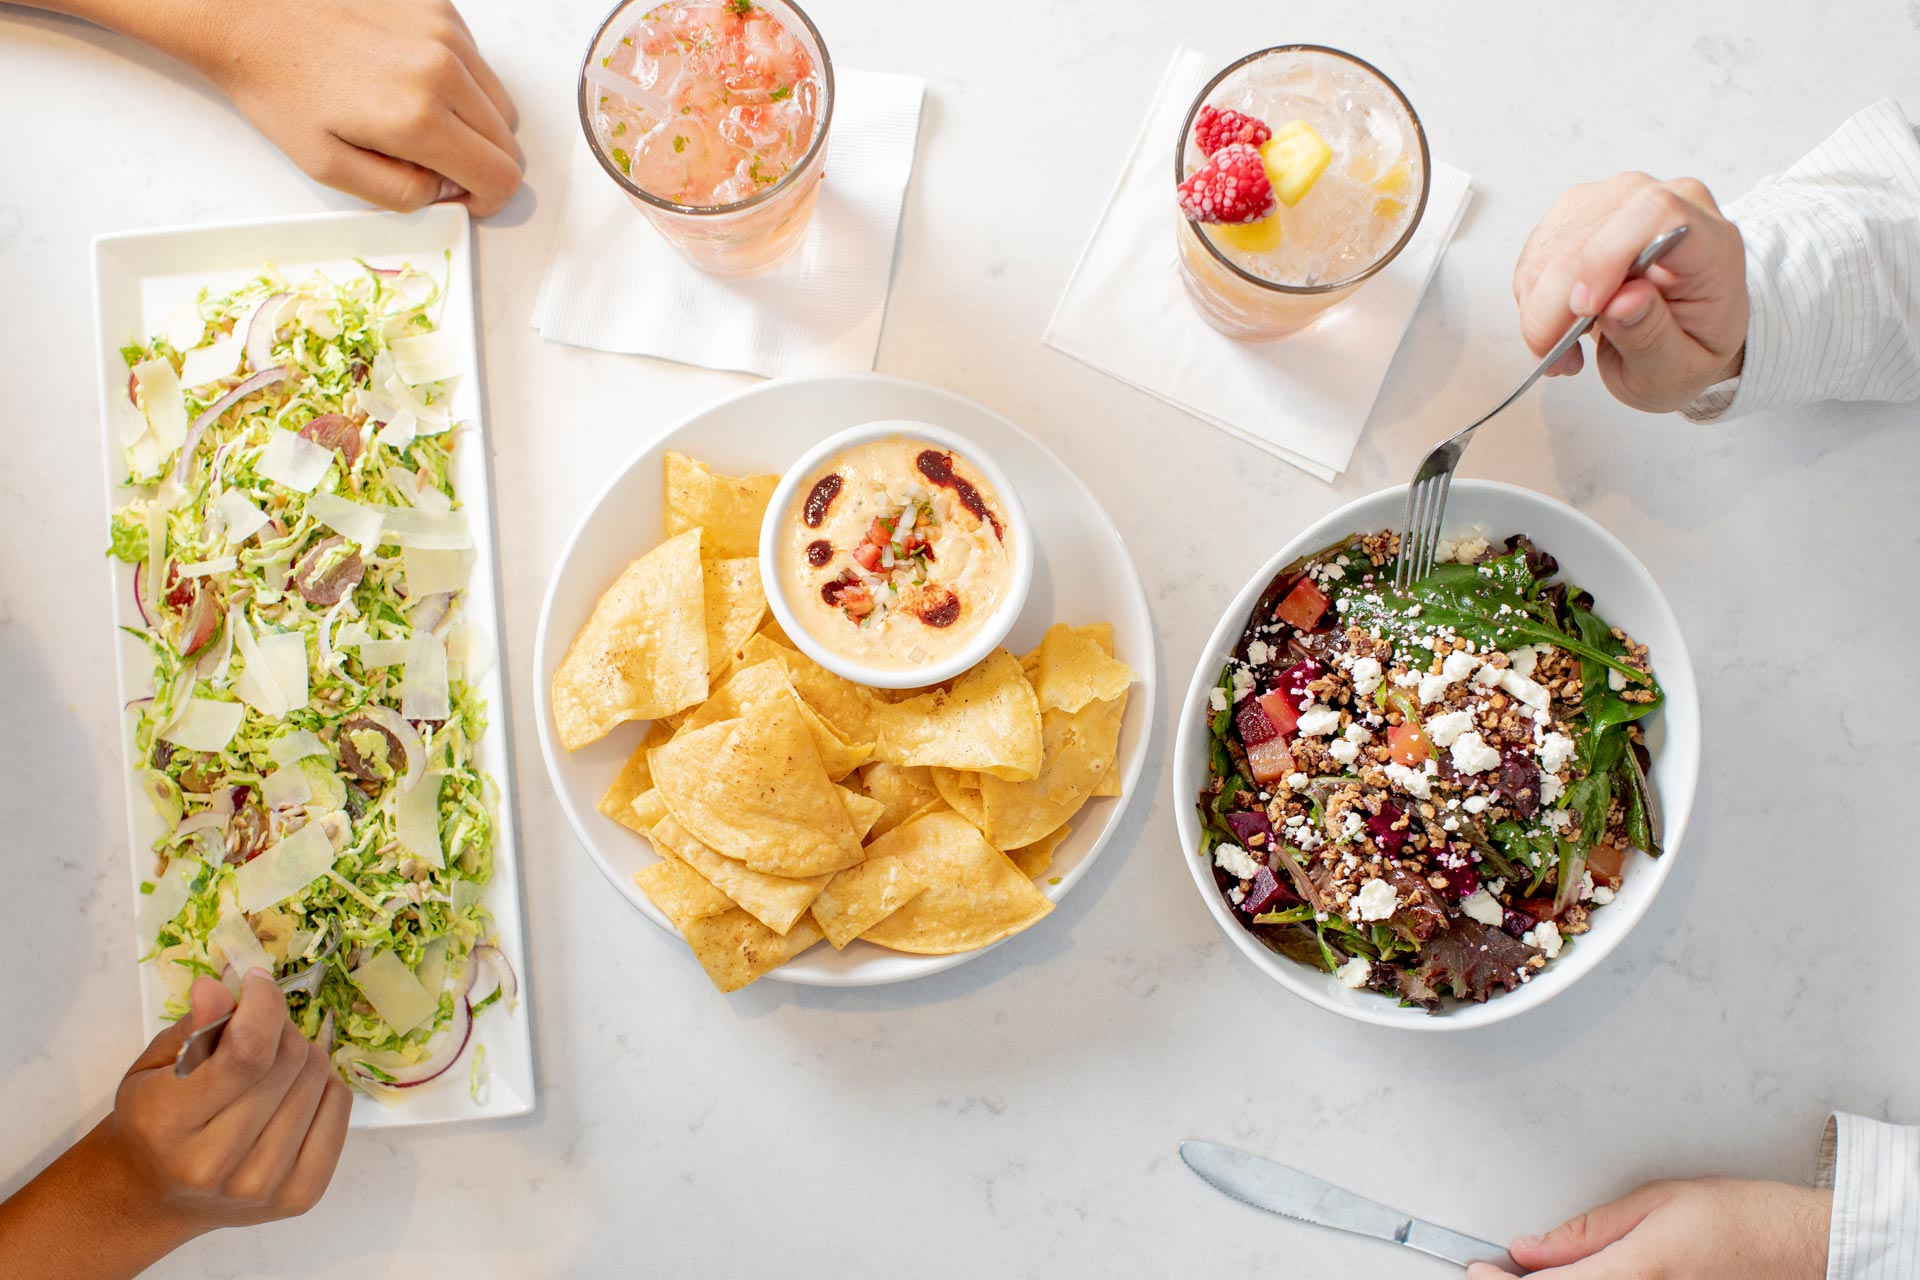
[579,0,833,276]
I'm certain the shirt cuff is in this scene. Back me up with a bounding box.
[1818,1111,1920,1280]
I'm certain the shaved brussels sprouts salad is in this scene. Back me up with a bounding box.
[111,262,513,1098]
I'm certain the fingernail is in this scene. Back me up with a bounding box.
[436,178,467,203]
[245,966,272,983]
[1513,1234,1541,1250]
[1568,283,1592,315]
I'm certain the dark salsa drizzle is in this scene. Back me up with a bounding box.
[916,450,1003,541]
[803,473,843,528]
[1195,529,1663,1012]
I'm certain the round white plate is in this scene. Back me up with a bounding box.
[1172,481,1700,1029]
[534,373,1157,986]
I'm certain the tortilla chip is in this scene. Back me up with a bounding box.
[651,813,826,935]
[872,650,1043,781]
[703,557,766,681]
[649,700,864,877]
[757,615,793,648]
[811,855,927,949]
[1091,761,1122,797]
[551,528,708,750]
[1078,622,1114,656]
[677,658,870,781]
[630,787,671,831]
[664,452,778,560]
[1027,622,1135,714]
[855,811,1053,954]
[683,909,824,992]
[977,692,1128,850]
[841,788,887,841]
[634,857,735,929]
[596,722,673,833]
[737,632,884,746]
[854,762,941,840]
[1010,824,1071,880]
[929,767,986,830]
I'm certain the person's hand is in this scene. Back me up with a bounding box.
[1467,1177,1832,1279]
[173,0,522,216]
[101,971,351,1232]
[1513,173,1749,412]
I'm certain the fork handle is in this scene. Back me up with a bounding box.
[1535,224,1690,385]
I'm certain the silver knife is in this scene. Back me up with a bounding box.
[1180,1140,1523,1273]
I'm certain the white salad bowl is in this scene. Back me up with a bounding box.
[1172,480,1700,1030]
[759,419,1034,691]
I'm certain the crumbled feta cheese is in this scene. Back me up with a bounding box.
[1214,843,1262,880]
[1459,888,1504,927]
[1449,730,1502,775]
[1297,828,1324,851]
[1424,709,1475,747]
[1343,722,1372,745]
[1392,669,1423,688]
[1351,878,1398,922]
[1578,871,1595,902]
[1284,814,1306,827]
[1450,533,1491,564]
[1247,640,1272,665]
[1442,816,1459,832]
[1498,669,1552,710]
[1342,657,1382,700]
[1296,707,1341,737]
[1540,774,1565,804]
[1462,795,1491,815]
[1537,732,1575,774]
[1608,667,1628,691]
[1506,645,1542,678]
[1591,883,1616,905]
[1328,739,1360,765]
[1285,772,1309,790]
[1336,956,1372,988]
[1471,664,1503,687]
[1522,920,1563,958]
[1340,811,1365,838]
[1230,666,1255,703]
[1383,762,1432,799]
[1543,809,1573,831]
[1207,686,1228,713]
[1440,650,1479,683]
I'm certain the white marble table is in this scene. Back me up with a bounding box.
[3,2,1917,1275]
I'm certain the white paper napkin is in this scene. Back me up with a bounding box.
[532,69,925,377]
[1044,48,1472,481]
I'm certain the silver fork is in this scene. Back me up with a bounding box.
[1393,224,1691,591]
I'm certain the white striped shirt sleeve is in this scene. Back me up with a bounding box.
[1817,1112,1920,1280]
[1683,99,1920,422]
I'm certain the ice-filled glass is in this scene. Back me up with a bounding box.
[578,0,833,276]
[1175,47,1430,341]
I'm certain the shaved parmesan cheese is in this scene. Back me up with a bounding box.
[159,698,244,752]
[267,729,328,767]
[236,819,336,913]
[390,329,462,385]
[163,302,206,352]
[208,489,269,544]
[306,492,386,549]
[177,332,245,389]
[447,622,495,683]
[256,430,335,493]
[177,556,237,577]
[294,298,340,340]
[129,433,162,482]
[133,358,189,453]
[231,609,286,716]
[262,766,312,811]
[399,632,450,721]
[301,491,384,552]
[350,949,439,1035]
[374,415,417,451]
[396,770,444,867]
[138,859,197,947]
[257,632,310,712]
[405,474,452,514]
[379,506,469,551]
[211,907,273,977]
[403,546,472,597]
[355,639,412,668]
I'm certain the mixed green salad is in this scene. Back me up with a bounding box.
[113,262,512,1096]
[1196,528,1662,1011]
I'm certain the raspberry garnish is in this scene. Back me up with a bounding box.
[1176,142,1277,225]
[1194,104,1273,156]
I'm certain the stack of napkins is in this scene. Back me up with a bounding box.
[533,69,926,378]
[1044,48,1472,481]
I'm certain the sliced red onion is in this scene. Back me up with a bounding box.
[470,945,517,1007]
[244,293,289,374]
[341,997,473,1091]
[132,561,155,628]
[315,1008,336,1054]
[171,367,289,489]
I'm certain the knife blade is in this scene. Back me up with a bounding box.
[1180,1140,1522,1273]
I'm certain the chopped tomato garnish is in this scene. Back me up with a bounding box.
[852,542,884,572]
[838,583,873,619]
[1387,721,1430,767]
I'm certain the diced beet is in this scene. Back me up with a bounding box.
[1256,690,1300,739]
[1501,909,1533,938]
[1226,810,1275,852]
[1245,737,1296,786]
[1275,579,1331,631]
[1366,802,1408,856]
[1499,746,1541,819]
[1239,866,1296,916]
[1278,658,1326,706]
[1432,847,1479,900]
[1234,698,1278,746]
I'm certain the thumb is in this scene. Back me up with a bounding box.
[1513,1182,1673,1268]
[1590,279,1698,411]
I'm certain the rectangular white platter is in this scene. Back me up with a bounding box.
[90,206,535,1128]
